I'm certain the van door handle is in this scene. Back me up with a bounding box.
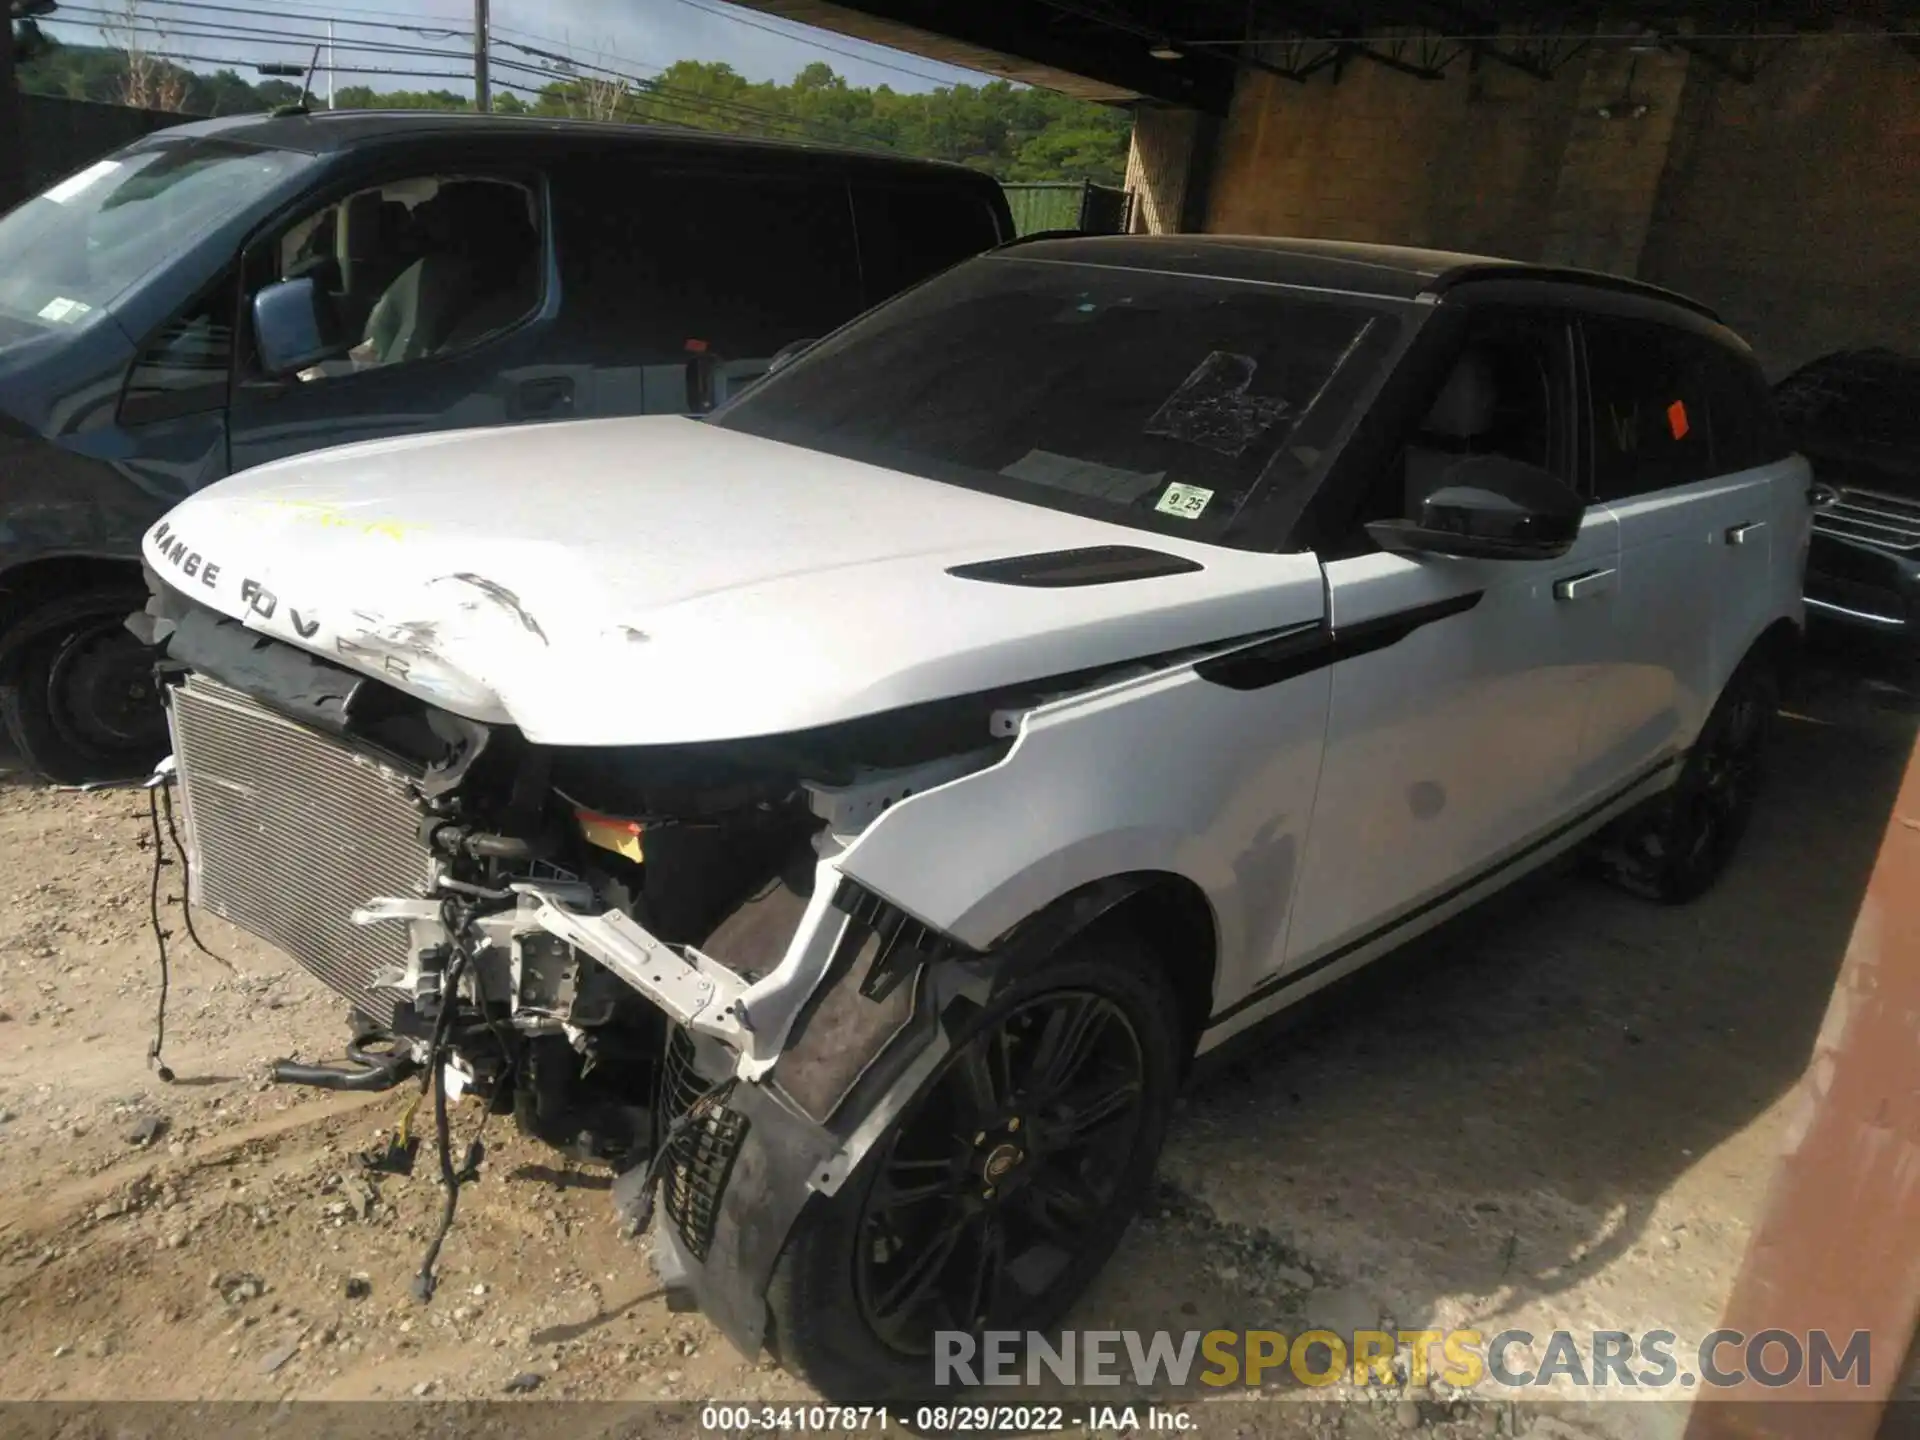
[511,376,574,419]
[1552,568,1616,602]
[1724,521,1766,546]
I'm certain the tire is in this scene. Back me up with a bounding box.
[0,587,167,785]
[765,931,1182,1403]
[1598,653,1779,904]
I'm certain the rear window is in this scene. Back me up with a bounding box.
[712,254,1406,543]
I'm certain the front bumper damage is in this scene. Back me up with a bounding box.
[341,869,1003,1356]
[151,599,1015,1357]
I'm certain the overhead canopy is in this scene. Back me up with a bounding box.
[729,1,1918,111]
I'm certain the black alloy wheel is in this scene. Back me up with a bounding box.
[1600,653,1778,904]
[765,934,1181,1403]
[854,989,1148,1354]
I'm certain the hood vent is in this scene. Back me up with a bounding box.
[946,545,1203,589]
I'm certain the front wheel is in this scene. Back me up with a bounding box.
[1599,653,1779,904]
[765,933,1182,1403]
[0,588,166,785]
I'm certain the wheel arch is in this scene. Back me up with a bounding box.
[989,869,1220,1062]
[1748,614,1804,696]
[0,553,149,672]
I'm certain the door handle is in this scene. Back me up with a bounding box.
[511,375,574,419]
[1724,521,1766,546]
[1552,567,1616,602]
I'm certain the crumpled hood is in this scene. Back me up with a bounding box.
[143,416,1316,744]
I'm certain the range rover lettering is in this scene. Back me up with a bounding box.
[131,237,1809,1400]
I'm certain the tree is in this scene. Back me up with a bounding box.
[16,45,1134,187]
[104,0,186,111]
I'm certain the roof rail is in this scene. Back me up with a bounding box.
[1427,263,1721,323]
[993,229,1096,249]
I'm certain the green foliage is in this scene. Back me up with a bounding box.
[19,41,1131,184]
[20,35,300,112]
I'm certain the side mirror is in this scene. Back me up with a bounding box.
[252,276,347,378]
[767,337,817,376]
[1367,455,1585,562]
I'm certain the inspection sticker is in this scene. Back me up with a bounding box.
[36,296,92,324]
[1155,482,1215,519]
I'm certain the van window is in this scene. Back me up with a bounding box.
[851,181,1005,305]
[255,174,542,383]
[120,271,236,423]
[554,165,861,371]
[1584,317,1719,499]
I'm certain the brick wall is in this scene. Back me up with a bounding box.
[1204,45,1586,258]
[1638,32,1920,375]
[1195,29,1920,374]
[1539,45,1691,275]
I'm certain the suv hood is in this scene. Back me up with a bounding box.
[143,416,1317,744]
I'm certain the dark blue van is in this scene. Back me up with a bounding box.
[0,110,1012,781]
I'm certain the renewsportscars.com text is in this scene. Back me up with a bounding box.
[934,1328,1874,1391]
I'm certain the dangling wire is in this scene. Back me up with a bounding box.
[158,783,236,974]
[624,1075,737,1238]
[143,786,175,1084]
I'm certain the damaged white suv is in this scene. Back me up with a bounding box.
[134,236,1809,1399]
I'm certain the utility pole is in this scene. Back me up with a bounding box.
[326,19,334,109]
[472,0,489,112]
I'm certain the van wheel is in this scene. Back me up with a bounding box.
[1599,655,1779,905]
[0,588,166,785]
[765,933,1180,1403]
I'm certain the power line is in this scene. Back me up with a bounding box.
[651,0,975,88]
[60,43,472,82]
[52,8,473,62]
[130,0,466,40]
[487,36,900,149]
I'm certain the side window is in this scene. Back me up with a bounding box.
[120,271,237,423]
[1397,314,1571,518]
[1334,311,1571,549]
[555,165,862,375]
[1695,343,1790,473]
[252,174,542,383]
[851,181,1005,305]
[1584,318,1719,498]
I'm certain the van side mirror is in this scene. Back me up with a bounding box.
[252,276,348,378]
[1366,455,1585,562]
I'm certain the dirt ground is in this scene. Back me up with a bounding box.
[0,648,1914,1439]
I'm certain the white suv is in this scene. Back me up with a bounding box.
[135,236,1809,1400]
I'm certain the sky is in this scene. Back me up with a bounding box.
[43,0,996,98]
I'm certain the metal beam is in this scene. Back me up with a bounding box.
[830,0,1241,111]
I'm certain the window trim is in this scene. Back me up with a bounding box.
[115,264,242,428]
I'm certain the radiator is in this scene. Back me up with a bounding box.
[168,675,434,1024]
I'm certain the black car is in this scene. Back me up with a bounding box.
[1776,347,1920,640]
[0,109,1011,781]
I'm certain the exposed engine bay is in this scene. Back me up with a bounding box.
[134,575,1137,1348]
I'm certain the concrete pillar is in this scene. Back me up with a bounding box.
[1540,43,1692,275]
[1124,106,1206,234]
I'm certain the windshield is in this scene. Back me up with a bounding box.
[712,255,1407,542]
[0,137,313,338]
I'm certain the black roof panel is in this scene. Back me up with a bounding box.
[140,108,994,181]
[994,233,1718,320]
